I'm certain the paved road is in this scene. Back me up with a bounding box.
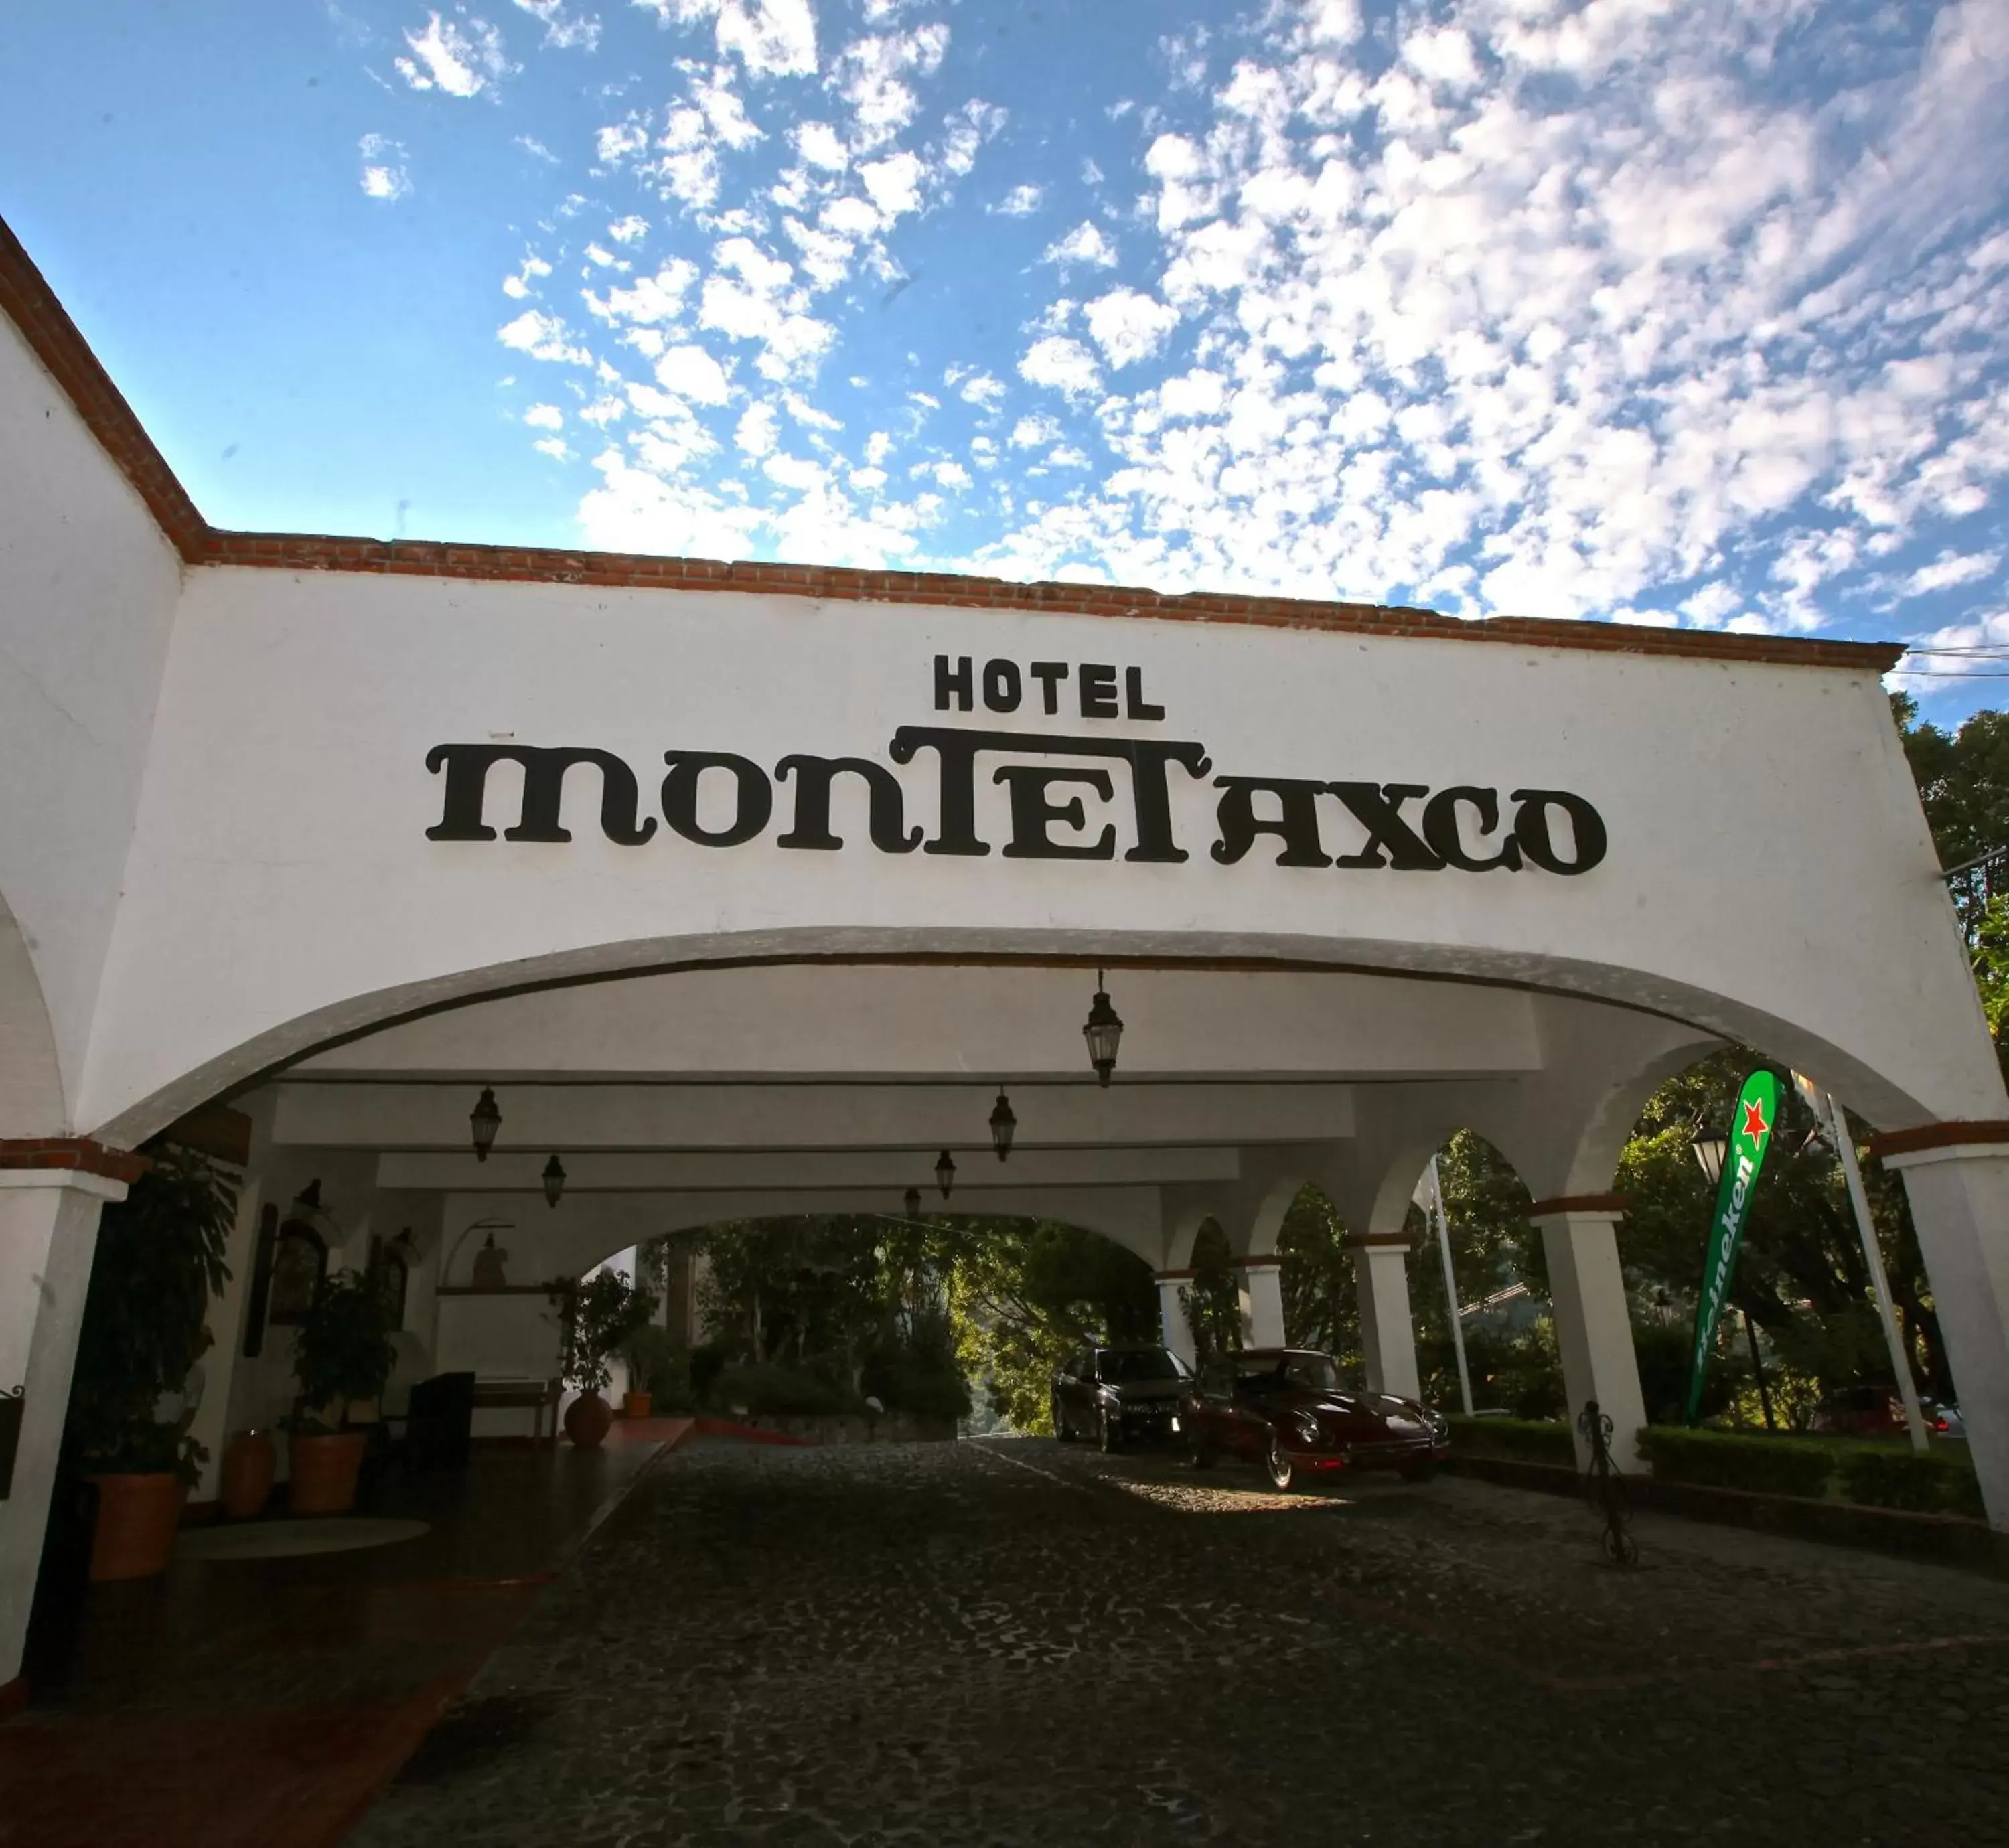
[348,1436,2009,1847]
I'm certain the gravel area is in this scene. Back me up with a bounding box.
[346,1436,2009,1847]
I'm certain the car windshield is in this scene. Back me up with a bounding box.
[1098,1349,1183,1383]
[1236,1354,1343,1393]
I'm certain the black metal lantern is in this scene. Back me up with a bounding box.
[904,1186,922,1221]
[542,1154,567,1209]
[470,1087,502,1162]
[935,1150,956,1200]
[1690,1123,1727,1187]
[1082,969,1123,1087]
[989,1087,1017,1162]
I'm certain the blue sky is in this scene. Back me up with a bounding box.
[3,0,2007,717]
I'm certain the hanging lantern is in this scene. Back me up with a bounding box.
[542,1154,567,1209]
[904,1186,922,1221]
[1082,969,1124,1088]
[470,1087,502,1162]
[934,1150,956,1199]
[989,1087,1017,1162]
[1690,1123,1728,1187]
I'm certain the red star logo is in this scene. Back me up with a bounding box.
[1741,1095,1770,1144]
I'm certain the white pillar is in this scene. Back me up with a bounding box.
[1878,1141,2009,1529]
[1351,1239,1421,1401]
[0,1164,125,1691]
[1156,1273,1197,1368]
[1531,1202,1647,1470]
[1238,1257,1286,1348]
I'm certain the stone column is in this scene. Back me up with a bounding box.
[1349,1235,1421,1400]
[1528,1196,1647,1470]
[1238,1256,1286,1348]
[0,1144,137,1695]
[1872,1132,2009,1530]
[1155,1272,1197,1368]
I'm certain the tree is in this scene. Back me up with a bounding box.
[948,1218,1157,1430]
[1277,1188,1357,1361]
[1180,1219,1242,1364]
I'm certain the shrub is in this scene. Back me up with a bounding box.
[1836,1448,1984,1519]
[863,1351,972,1421]
[1444,1415,1576,1468]
[1635,1427,1834,1499]
[711,1362,857,1417]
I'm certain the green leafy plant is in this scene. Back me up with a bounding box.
[620,1322,685,1399]
[68,1141,235,1486]
[291,1269,397,1430]
[710,1361,858,1417]
[549,1269,657,1395]
[1836,1448,1984,1519]
[1442,1414,1576,1468]
[1635,1427,1835,1499]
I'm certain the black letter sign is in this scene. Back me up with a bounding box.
[660,752,773,847]
[1511,789,1608,874]
[993,765,1118,860]
[1212,777,1331,866]
[425,744,657,844]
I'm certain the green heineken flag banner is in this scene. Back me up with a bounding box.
[1684,1069,1780,1423]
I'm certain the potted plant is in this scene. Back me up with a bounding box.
[619,1324,681,1419]
[66,1142,234,1580]
[549,1270,656,1448]
[289,1269,396,1513]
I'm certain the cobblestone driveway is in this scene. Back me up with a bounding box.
[348,1438,2009,1847]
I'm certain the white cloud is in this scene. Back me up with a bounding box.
[516,134,559,161]
[587,258,696,323]
[1019,336,1101,398]
[512,0,599,50]
[832,23,948,149]
[498,309,591,363]
[524,403,566,429]
[534,436,573,459]
[501,253,552,299]
[607,215,649,243]
[1083,287,1179,368]
[358,134,411,200]
[992,183,1043,217]
[859,150,924,222]
[1009,414,1061,449]
[1904,551,2000,596]
[1041,220,1118,270]
[395,12,513,96]
[958,372,1005,410]
[655,343,734,404]
[793,121,849,170]
[735,400,779,456]
[635,0,816,77]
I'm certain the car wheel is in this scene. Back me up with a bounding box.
[1098,1405,1120,1454]
[1051,1394,1073,1442]
[1262,1430,1294,1492]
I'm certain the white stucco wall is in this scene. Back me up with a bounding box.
[77,566,1998,1140]
[0,317,185,1132]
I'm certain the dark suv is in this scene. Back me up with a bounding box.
[1051,1345,1191,1450]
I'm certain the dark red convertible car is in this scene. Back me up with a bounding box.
[1181,1348,1450,1490]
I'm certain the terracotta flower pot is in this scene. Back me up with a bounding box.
[622,1391,652,1421]
[565,1391,613,1450]
[222,1429,277,1519]
[88,1472,188,1582]
[289,1431,368,1515]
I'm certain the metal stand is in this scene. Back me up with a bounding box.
[1578,1399,1637,1566]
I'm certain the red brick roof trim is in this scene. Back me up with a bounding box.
[0,216,208,559]
[196,530,1903,670]
[1,212,1905,676]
